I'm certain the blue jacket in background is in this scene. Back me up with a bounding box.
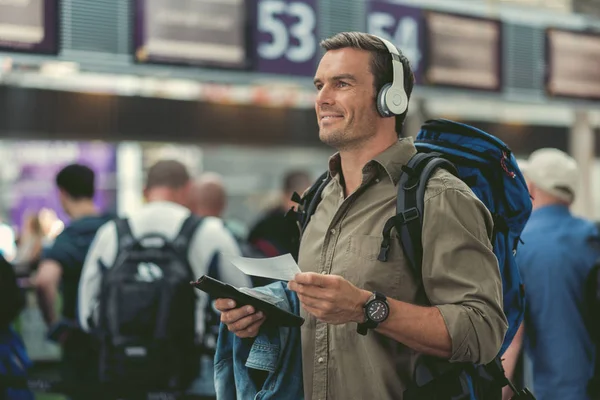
[0,327,35,400]
[214,281,303,400]
[517,204,599,400]
[41,213,114,321]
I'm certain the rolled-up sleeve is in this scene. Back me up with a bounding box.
[421,178,507,365]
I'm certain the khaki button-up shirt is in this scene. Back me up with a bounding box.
[298,138,508,400]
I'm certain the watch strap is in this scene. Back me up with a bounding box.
[373,291,386,302]
[357,292,387,336]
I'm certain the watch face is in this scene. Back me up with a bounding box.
[367,300,389,323]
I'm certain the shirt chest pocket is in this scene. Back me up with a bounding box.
[339,233,416,301]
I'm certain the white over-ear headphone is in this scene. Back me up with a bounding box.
[374,36,409,118]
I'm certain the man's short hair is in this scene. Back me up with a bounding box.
[320,32,415,136]
[56,164,95,200]
[145,160,190,190]
[283,170,311,194]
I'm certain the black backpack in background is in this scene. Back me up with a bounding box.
[96,215,203,394]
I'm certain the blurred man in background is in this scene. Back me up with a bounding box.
[188,172,228,219]
[188,172,266,275]
[79,160,251,399]
[33,164,113,398]
[248,170,311,259]
[503,148,599,400]
[188,172,249,253]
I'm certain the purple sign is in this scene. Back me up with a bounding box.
[367,1,424,84]
[134,0,248,68]
[0,0,58,54]
[10,142,117,231]
[253,0,318,76]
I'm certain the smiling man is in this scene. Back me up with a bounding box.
[215,32,506,400]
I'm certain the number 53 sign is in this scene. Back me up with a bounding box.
[253,0,319,76]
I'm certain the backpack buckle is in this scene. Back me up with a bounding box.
[398,208,419,224]
[291,192,303,204]
[378,243,390,262]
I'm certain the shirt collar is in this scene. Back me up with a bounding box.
[372,138,417,184]
[328,138,417,185]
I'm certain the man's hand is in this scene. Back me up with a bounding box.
[288,272,371,325]
[214,299,266,338]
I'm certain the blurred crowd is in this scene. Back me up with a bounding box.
[4,138,599,400]
[0,159,313,400]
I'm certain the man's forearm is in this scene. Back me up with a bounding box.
[376,298,452,359]
[501,325,524,400]
[502,323,524,380]
[36,284,58,327]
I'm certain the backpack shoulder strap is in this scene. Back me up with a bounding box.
[378,152,457,279]
[114,218,135,253]
[299,171,332,233]
[173,214,204,252]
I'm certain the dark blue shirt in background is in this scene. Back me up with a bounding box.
[41,214,113,321]
[517,204,599,400]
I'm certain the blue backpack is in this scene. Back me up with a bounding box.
[295,119,533,399]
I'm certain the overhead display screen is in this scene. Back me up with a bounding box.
[134,0,249,68]
[424,11,502,91]
[546,28,600,100]
[0,0,58,54]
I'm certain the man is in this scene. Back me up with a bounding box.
[78,160,251,398]
[188,172,249,254]
[188,172,228,219]
[187,171,249,397]
[188,173,268,287]
[216,32,507,399]
[248,170,311,258]
[33,164,113,394]
[502,149,598,400]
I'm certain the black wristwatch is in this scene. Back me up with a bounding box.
[357,291,389,336]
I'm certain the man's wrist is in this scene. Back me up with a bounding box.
[352,289,373,323]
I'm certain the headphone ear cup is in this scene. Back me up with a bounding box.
[385,87,408,115]
[376,84,393,118]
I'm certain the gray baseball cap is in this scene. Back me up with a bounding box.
[520,148,579,203]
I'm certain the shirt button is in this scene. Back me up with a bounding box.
[318,357,324,363]
[330,228,336,235]
[375,178,380,183]
[321,271,327,275]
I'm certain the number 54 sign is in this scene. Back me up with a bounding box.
[254,0,319,76]
[367,2,424,84]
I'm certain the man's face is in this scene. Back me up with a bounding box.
[313,48,380,150]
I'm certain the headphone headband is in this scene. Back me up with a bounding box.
[372,35,408,117]
[377,36,400,57]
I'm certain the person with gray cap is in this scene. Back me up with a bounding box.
[502,148,600,400]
